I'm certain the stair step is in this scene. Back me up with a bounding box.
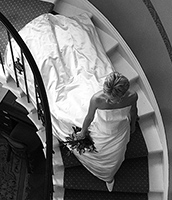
[110,51,139,83]
[16,95,36,113]
[2,76,24,98]
[27,111,43,130]
[53,139,63,167]
[131,83,154,118]
[139,117,163,154]
[63,157,149,193]
[53,186,64,200]
[53,1,92,17]
[65,189,148,200]
[40,132,62,158]
[53,165,64,188]
[64,189,148,200]
[36,127,46,147]
[149,153,164,192]
[53,138,65,190]
[148,192,163,200]
[0,64,7,84]
[95,27,118,53]
[0,85,8,102]
[140,118,164,192]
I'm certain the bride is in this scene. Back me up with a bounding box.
[72,71,138,192]
[4,13,138,192]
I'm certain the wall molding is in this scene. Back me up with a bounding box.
[142,0,172,62]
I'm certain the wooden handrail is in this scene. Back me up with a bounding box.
[0,12,53,199]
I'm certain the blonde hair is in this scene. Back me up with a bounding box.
[103,72,129,98]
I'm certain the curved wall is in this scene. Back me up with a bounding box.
[88,0,172,199]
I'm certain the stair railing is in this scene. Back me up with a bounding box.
[0,12,53,200]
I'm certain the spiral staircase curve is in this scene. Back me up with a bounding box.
[0,0,168,200]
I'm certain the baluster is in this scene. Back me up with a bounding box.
[21,49,30,103]
[7,31,19,87]
[35,82,45,126]
[35,82,40,118]
[0,52,5,74]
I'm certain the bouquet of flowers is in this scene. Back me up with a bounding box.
[62,126,97,154]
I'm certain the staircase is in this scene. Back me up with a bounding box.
[0,0,168,200]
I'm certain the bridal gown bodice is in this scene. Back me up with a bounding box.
[73,106,131,182]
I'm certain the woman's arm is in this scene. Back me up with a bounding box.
[130,92,138,134]
[76,95,97,139]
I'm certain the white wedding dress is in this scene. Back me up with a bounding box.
[73,106,131,182]
[4,13,131,182]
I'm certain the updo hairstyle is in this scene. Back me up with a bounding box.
[103,72,130,98]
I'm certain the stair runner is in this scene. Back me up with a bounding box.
[0,1,149,199]
[58,121,149,200]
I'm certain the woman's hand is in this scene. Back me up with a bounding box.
[76,131,85,140]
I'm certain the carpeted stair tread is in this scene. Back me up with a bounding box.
[64,157,149,193]
[60,144,81,167]
[64,189,148,200]
[125,121,148,159]
[60,121,148,168]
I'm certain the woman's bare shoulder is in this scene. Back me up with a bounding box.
[92,91,104,102]
[91,91,107,109]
